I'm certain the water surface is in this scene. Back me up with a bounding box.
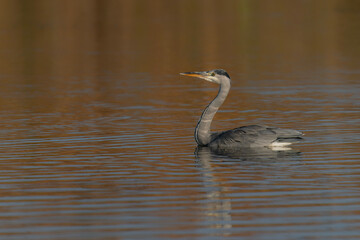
[0,1,359,239]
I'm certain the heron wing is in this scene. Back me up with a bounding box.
[210,125,303,148]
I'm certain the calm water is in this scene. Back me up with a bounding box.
[0,1,360,239]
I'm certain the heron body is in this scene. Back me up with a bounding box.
[180,69,303,149]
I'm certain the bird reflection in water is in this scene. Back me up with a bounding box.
[195,145,233,236]
[196,145,302,161]
[194,146,302,237]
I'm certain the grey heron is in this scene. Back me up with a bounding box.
[180,69,303,149]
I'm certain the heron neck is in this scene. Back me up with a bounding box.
[195,80,230,146]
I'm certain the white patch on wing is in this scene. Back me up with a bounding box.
[270,141,293,147]
[270,146,292,151]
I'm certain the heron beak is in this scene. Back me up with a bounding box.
[180,71,208,78]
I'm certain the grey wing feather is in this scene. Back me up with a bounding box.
[210,125,303,148]
[267,127,303,138]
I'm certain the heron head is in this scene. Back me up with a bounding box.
[180,69,230,84]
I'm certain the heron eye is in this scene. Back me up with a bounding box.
[211,72,215,76]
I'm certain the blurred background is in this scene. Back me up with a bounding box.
[0,0,359,239]
[0,0,359,130]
